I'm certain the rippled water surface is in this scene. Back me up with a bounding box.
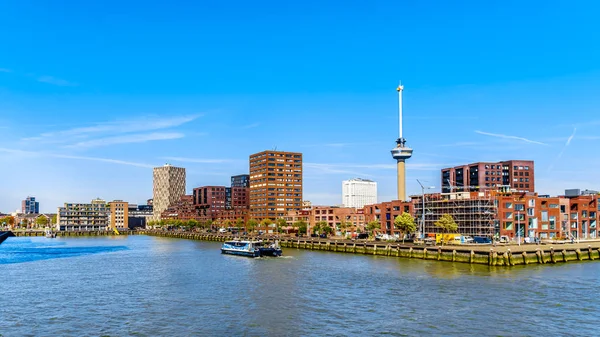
[1,235,599,336]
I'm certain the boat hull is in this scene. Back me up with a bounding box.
[221,248,260,257]
[258,247,283,257]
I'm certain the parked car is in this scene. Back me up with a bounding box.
[473,236,492,244]
[356,233,369,240]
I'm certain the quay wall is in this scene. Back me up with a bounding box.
[141,231,600,267]
[10,230,141,237]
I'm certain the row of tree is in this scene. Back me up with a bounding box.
[148,218,310,234]
[0,215,57,228]
[393,212,458,242]
[148,213,458,239]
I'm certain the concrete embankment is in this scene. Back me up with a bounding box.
[141,230,600,267]
[10,230,141,237]
[0,231,16,245]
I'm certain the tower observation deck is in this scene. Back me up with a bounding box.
[390,84,413,201]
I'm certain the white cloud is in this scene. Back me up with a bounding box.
[37,75,77,86]
[548,127,577,171]
[161,156,241,164]
[0,147,153,168]
[66,132,184,148]
[475,130,548,145]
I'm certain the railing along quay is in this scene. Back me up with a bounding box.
[141,230,600,267]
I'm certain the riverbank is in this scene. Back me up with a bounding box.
[141,230,600,267]
[9,230,142,237]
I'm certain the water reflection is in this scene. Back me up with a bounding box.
[1,236,600,336]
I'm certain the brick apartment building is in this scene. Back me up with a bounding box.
[363,200,414,236]
[311,206,366,235]
[441,160,534,193]
[193,184,249,224]
[249,150,302,221]
[160,195,197,221]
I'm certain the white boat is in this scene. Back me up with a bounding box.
[45,229,56,238]
[221,240,260,257]
[220,239,283,258]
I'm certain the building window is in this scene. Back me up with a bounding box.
[541,211,548,222]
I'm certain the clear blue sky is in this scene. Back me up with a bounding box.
[1,0,599,213]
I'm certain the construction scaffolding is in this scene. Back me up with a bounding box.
[414,191,498,238]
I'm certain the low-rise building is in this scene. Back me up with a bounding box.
[128,204,153,229]
[363,200,414,236]
[109,200,129,230]
[57,198,110,231]
[161,195,198,221]
[311,206,366,236]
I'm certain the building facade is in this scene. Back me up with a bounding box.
[128,203,153,229]
[57,198,110,231]
[22,196,39,214]
[414,191,498,238]
[441,160,534,193]
[231,174,250,188]
[249,150,302,221]
[342,178,377,208]
[152,164,186,221]
[161,195,198,221]
[108,200,129,230]
[311,206,366,236]
[363,200,414,236]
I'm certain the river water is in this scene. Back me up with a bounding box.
[1,235,598,336]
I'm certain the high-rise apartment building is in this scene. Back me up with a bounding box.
[22,196,39,214]
[249,150,302,221]
[152,164,186,221]
[108,200,129,230]
[441,160,534,193]
[342,178,377,208]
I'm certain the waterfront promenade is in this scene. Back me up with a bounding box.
[140,230,600,267]
[6,229,600,266]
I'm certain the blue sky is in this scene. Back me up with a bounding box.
[1,0,599,213]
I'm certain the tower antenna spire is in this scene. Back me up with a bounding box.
[391,82,413,201]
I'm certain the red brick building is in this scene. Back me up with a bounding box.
[161,195,198,220]
[363,200,414,236]
[441,160,534,193]
[193,185,249,223]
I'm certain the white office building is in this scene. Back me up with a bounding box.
[342,178,377,208]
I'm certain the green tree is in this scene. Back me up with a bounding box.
[339,220,349,238]
[276,218,287,233]
[187,219,199,231]
[36,216,49,227]
[206,220,213,231]
[50,214,57,225]
[261,218,273,232]
[314,221,327,235]
[294,220,307,235]
[434,214,458,246]
[247,219,258,233]
[235,218,244,229]
[394,212,417,244]
[435,214,458,233]
[223,219,233,229]
[367,220,380,234]
[321,224,333,236]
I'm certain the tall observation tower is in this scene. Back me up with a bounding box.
[390,84,413,201]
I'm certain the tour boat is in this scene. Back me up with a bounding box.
[221,240,282,258]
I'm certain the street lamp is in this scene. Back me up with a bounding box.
[416,179,435,240]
